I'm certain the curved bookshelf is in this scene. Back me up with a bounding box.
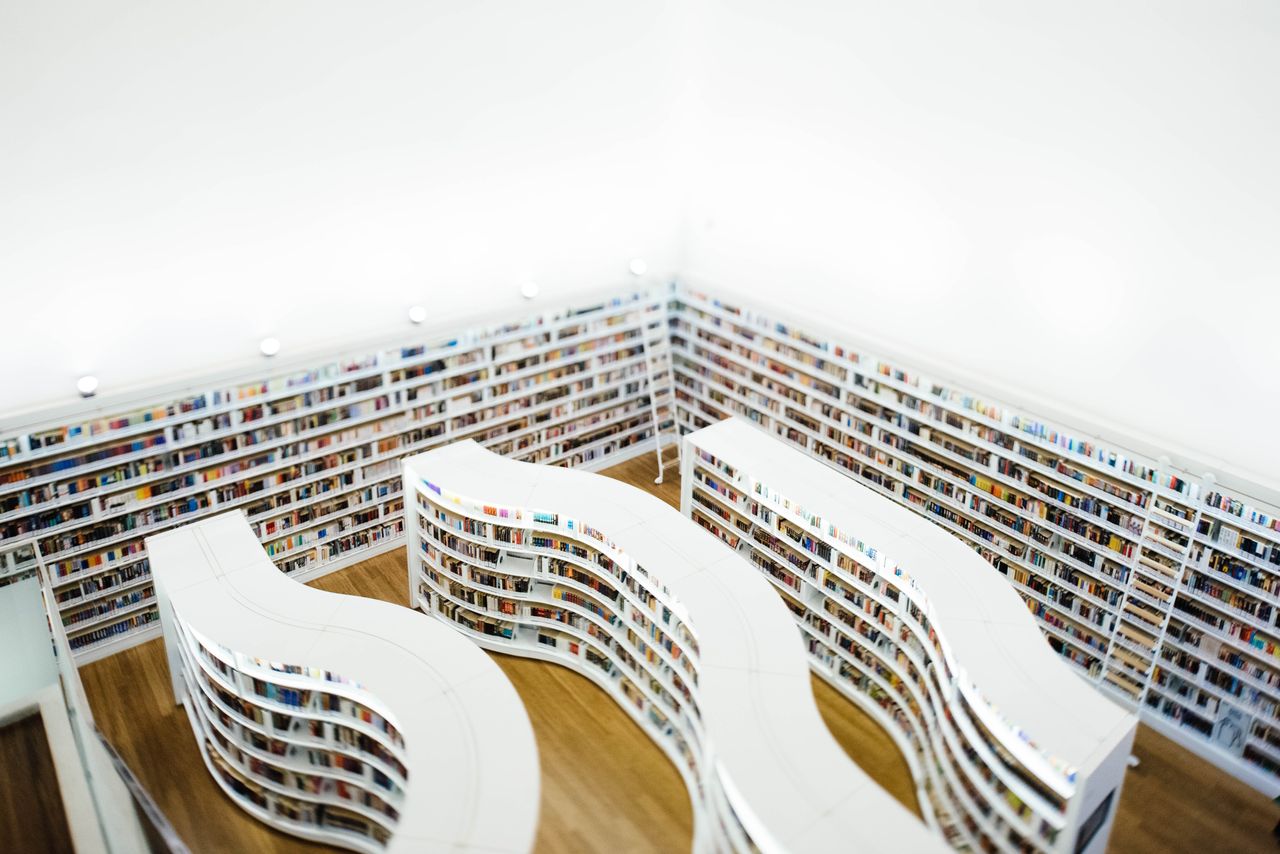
[146,511,539,854]
[682,418,1137,854]
[402,439,946,854]
[669,282,1280,796]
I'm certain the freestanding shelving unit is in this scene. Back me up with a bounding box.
[147,511,540,854]
[403,440,947,854]
[682,418,1137,854]
[0,285,670,663]
[669,282,1280,795]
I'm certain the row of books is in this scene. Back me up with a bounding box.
[677,329,1270,688]
[412,494,702,785]
[0,297,666,659]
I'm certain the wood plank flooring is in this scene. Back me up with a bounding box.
[1110,725,1279,853]
[77,452,1280,853]
[80,639,330,854]
[0,712,75,854]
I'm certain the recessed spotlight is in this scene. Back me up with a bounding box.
[76,376,99,398]
[260,337,281,357]
[520,282,540,300]
[408,305,427,324]
[628,258,648,276]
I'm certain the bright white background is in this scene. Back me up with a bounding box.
[680,0,1280,489]
[0,0,694,406]
[2,1,1278,486]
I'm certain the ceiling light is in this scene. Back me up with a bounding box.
[520,282,540,300]
[408,305,427,324]
[629,258,648,276]
[76,376,99,398]
[260,337,281,357]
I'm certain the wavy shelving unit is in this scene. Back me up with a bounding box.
[147,511,539,854]
[682,418,1138,854]
[403,439,947,853]
[669,282,1280,795]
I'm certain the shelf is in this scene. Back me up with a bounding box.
[0,288,671,663]
[148,511,540,853]
[683,419,1137,854]
[404,440,946,854]
[671,282,1280,798]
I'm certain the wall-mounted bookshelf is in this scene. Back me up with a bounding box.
[0,286,670,663]
[402,440,946,854]
[668,282,1280,795]
[147,511,539,854]
[681,418,1136,854]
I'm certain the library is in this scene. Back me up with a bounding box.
[1,2,1277,853]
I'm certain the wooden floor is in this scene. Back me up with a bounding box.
[0,712,75,854]
[81,639,332,854]
[78,452,1280,853]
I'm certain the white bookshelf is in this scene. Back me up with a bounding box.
[4,269,1276,796]
[669,282,1280,795]
[147,511,539,853]
[682,418,1137,854]
[402,440,946,854]
[0,285,671,663]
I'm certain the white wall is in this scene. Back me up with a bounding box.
[3,0,1277,489]
[682,0,1280,488]
[0,0,690,414]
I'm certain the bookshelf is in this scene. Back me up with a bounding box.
[681,418,1137,854]
[402,440,946,853]
[147,511,539,854]
[668,282,1280,795]
[4,269,1275,800]
[0,285,670,663]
